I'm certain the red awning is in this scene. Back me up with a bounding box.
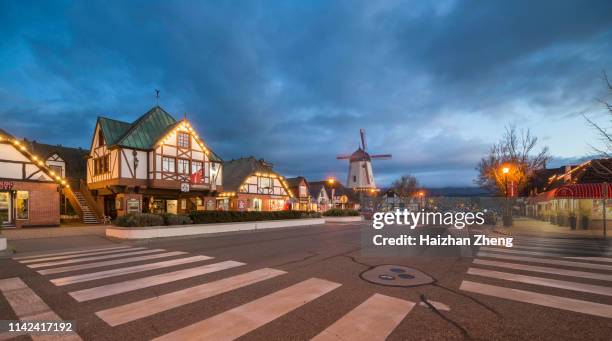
[531,183,612,202]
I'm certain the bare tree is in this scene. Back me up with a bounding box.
[391,174,419,201]
[583,71,612,157]
[475,125,550,195]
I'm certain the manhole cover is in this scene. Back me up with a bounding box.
[361,265,434,287]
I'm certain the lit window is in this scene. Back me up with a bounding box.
[191,161,202,175]
[162,157,175,172]
[48,165,63,177]
[16,191,29,220]
[178,133,190,148]
[178,159,190,174]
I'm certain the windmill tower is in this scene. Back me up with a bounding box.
[337,129,391,191]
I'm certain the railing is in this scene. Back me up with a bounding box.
[62,186,84,220]
[79,179,104,221]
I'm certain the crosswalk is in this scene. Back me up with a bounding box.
[4,244,418,340]
[461,235,612,319]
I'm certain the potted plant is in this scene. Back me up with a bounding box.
[568,212,577,230]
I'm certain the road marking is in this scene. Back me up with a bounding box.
[69,260,245,302]
[0,277,82,341]
[152,278,341,341]
[96,268,287,326]
[419,300,450,311]
[564,256,612,263]
[12,246,133,260]
[27,249,165,269]
[50,255,213,286]
[486,244,612,256]
[312,293,414,341]
[473,259,612,281]
[480,247,572,258]
[38,251,189,275]
[467,267,612,296]
[19,247,145,263]
[477,252,612,271]
[460,280,612,319]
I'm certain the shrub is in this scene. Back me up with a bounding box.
[160,213,193,225]
[115,213,164,227]
[189,210,320,224]
[322,208,360,217]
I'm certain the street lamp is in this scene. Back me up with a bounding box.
[501,166,512,226]
[327,177,336,210]
[417,191,425,210]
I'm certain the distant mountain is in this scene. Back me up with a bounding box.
[424,187,494,197]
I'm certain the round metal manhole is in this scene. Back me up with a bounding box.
[361,265,434,287]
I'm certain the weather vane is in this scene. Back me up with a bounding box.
[155,89,160,105]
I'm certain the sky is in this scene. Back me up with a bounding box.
[1,0,612,187]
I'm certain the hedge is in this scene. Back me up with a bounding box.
[189,210,321,224]
[115,213,192,227]
[322,208,360,217]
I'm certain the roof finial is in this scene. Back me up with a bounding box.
[184,112,187,121]
[155,89,160,105]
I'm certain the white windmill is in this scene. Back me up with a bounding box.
[337,129,392,191]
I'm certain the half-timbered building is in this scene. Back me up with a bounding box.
[220,157,292,211]
[0,129,72,227]
[286,177,317,211]
[86,106,223,218]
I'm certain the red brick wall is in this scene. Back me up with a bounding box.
[13,181,60,227]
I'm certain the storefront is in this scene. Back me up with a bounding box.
[0,181,59,228]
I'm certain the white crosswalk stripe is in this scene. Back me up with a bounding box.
[312,293,415,341]
[19,246,145,263]
[9,245,419,339]
[152,278,342,341]
[462,237,612,319]
[12,245,133,260]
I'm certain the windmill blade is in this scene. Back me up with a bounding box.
[360,128,367,151]
[370,154,392,159]
[337,154,351,160]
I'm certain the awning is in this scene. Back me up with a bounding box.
[531,183,612,202]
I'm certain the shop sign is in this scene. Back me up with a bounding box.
[340,195,349,204]
[126,199,141,213]
[0,181,14,190]
[181,182,190,192]
[238,200,246,211]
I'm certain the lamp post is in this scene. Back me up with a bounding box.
[502,166,512,226]
[327,178,336,210]
[418,191,425,210]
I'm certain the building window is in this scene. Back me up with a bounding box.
[48,165,63,177]
[162,157,175,173]
[178,159,190,174]
[353,175,357,182]
[94,155,110,175]
[178,133,190,148]
[16,191,29,220]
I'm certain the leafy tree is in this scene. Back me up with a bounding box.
[391,174,420,201]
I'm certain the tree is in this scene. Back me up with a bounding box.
[391,174,419,201]
[475,125,550,195]
[583,71,612,156]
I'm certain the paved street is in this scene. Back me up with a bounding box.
[2,222,612,340]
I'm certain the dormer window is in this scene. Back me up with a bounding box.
[178,133,189,148]
[98,129,105,147]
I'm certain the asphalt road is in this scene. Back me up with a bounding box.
[1,221,612,340]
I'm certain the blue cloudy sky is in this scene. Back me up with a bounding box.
[1,0,612,187]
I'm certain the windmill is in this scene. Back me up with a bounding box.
[337,129,391,191]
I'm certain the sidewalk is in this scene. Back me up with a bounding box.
[1,224,109,240]
[493,217,612,239]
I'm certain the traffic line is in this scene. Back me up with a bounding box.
[152,278,341,341]
[38,251,189,275]
[19,247,145,264]
[467,267,612,297]
[27,249,165,269]
[487,244,612,256]
[480,247,571,258]
[311,293,414,341]
[564,256,612,263]
[51,255,213,286]
[477,252,612,271]
[12,245,133,261]
[0,277,82,341]
[473,259,612,282]
[69,260,245,302]
[96,268,287,326]
[460,280,612,319]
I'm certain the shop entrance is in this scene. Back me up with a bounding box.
[0,191,13,226]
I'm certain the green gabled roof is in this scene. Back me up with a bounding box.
[115,106,177,149]
[98,117,132,145]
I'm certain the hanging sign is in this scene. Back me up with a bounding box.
[181,182,190,192]
[0,181,14,190]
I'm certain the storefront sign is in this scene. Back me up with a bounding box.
[238,200,246,211]
[0,181,14,190]
[126,199,141,213]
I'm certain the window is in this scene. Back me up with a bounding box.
[162,157,175,173]
[178,159,190,174]
[48,165,63,177]
[94,155,110,175]
[192,161,202,175]
[353,175,357,182]
[178,133,190,148]
[16,191,29,220]
[98,129,105,147]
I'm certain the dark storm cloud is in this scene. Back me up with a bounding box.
[1,0,611,186]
